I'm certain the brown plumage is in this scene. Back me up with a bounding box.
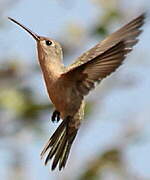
[8,13,145,171]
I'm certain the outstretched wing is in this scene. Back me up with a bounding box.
[65,13,145,71]
[61,13,145,96]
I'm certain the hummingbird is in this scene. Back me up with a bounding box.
[8,13,145,171]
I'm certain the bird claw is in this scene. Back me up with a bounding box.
[51,110,60,123]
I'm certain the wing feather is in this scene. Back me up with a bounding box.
[64,13,145,72]
[61,13,145,96]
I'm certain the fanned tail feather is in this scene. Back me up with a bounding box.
[40,118,77,170]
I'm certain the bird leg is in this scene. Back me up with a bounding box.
[51,110,60,123]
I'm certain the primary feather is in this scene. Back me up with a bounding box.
[62,13,145,96]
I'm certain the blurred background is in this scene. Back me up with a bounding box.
[0,0,150,179]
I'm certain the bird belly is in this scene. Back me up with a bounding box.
[47,81,83,119]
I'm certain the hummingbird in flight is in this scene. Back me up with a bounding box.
[8,13,145,171]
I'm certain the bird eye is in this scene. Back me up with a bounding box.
[45,40,52,46]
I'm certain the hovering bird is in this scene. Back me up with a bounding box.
[8,13,145,171]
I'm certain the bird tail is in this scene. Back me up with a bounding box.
[40,117,77,171]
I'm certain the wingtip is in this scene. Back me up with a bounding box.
[139,12,146,24]
[142,12,147,18]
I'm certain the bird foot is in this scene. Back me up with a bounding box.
[51,110,60,123]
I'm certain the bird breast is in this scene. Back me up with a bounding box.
[46,77,82,119]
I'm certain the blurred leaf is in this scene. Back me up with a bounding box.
[92,0,118,10]
[0,89,26,113]
[93,10,121,37]
[95,26,108,37]
[79,149,121,180]
[84,101,95,119]
[0,61,19,79]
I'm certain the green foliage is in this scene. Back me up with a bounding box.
[93,10,121,37]
[79,149,121,180]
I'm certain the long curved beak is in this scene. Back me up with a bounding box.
[8,17,40,41]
